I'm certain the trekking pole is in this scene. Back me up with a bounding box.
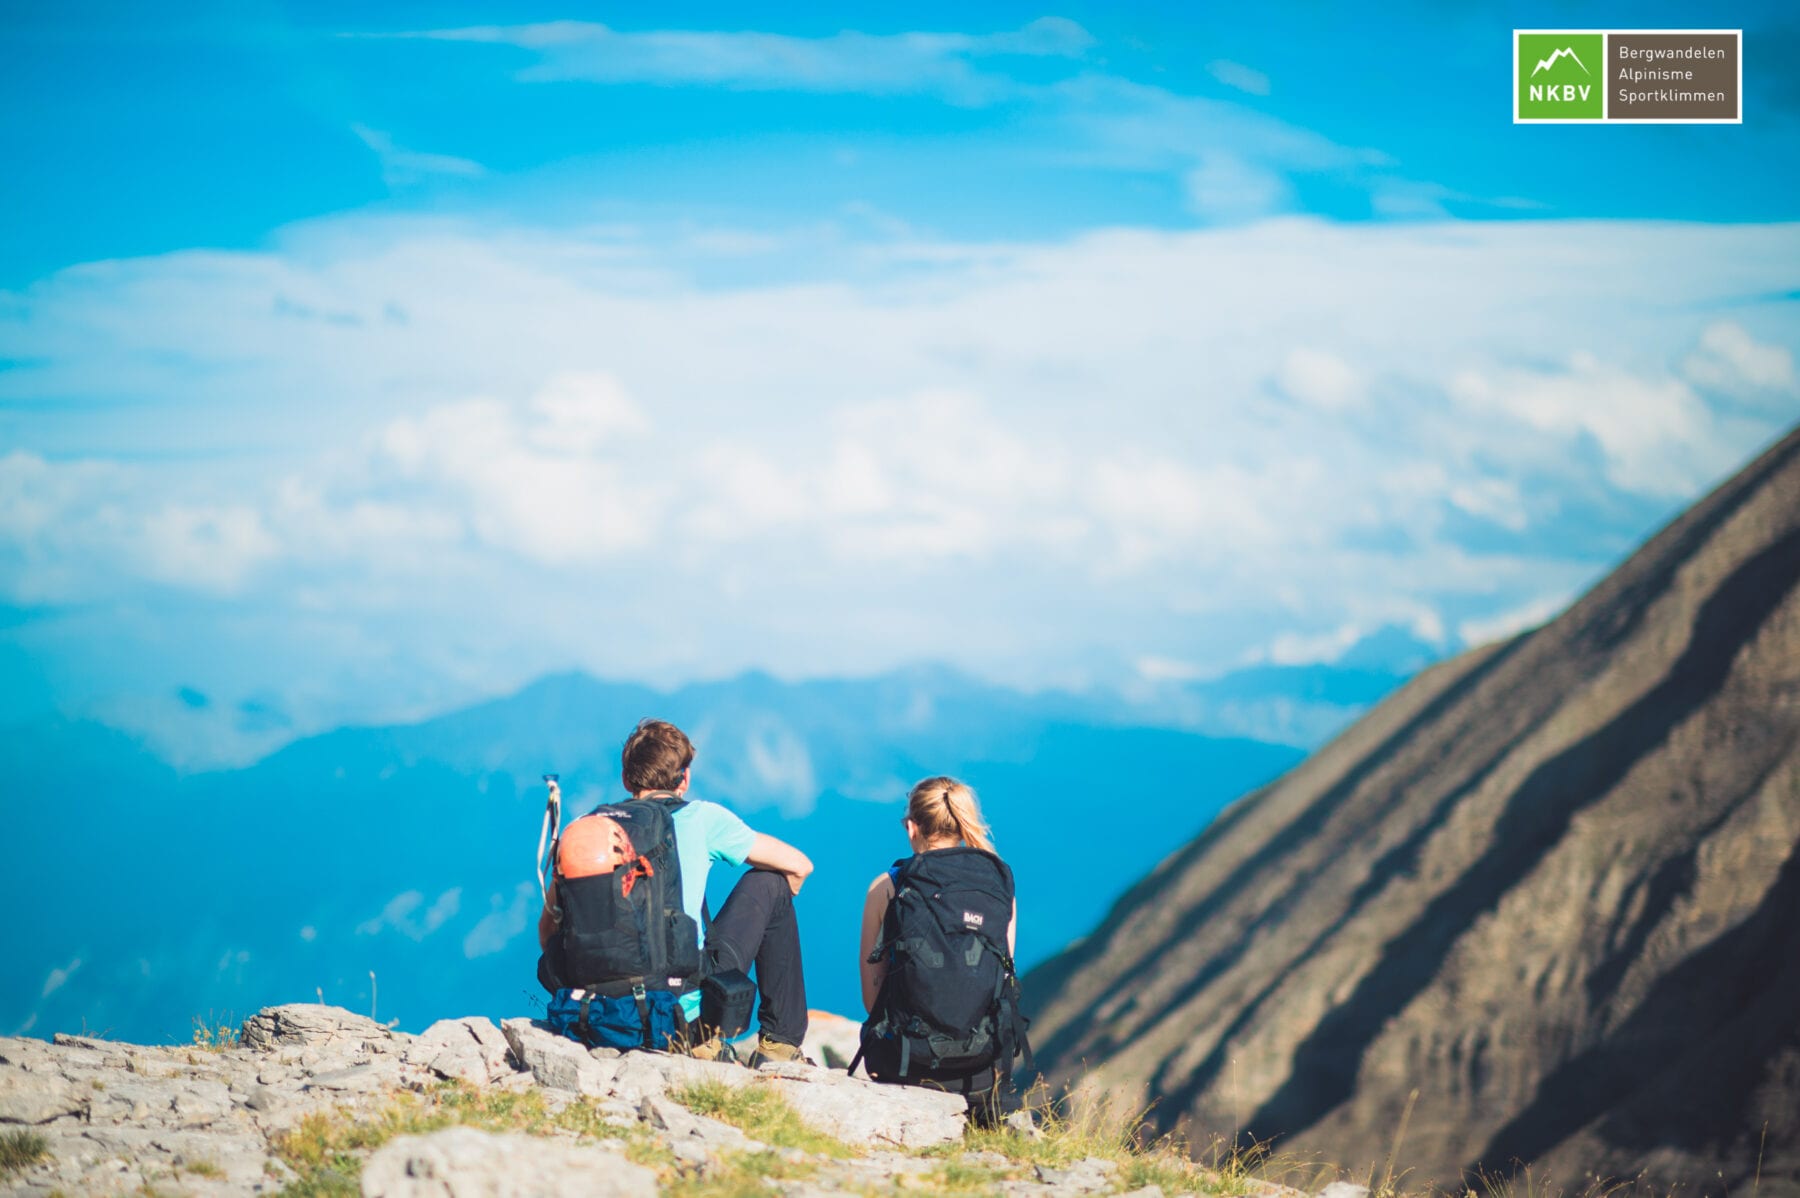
[536,773,562,903]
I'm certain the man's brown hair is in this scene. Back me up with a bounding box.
[621,719,694,793]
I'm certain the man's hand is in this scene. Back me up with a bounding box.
[745,833,813,896]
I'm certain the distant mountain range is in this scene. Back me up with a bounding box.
[1023,425,1800,1194]
[2,663,1362,1044]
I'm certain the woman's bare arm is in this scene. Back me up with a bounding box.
[860,873,894,1014]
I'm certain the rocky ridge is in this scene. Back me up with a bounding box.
[0,1003,1319,1197]
[1024,424,1800,1195]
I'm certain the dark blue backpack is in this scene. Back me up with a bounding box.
[852,847,1034,1086]
[537,792,704,1051]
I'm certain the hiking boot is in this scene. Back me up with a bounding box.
[686,1029,741,1064]
[747,1035,813,1068]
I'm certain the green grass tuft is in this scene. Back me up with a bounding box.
[663,1149,820,1198]
[913,1156,1010,1192]
[0,1129,49,1175]
[672,1078,860,1158]
[271,1082,660,1197]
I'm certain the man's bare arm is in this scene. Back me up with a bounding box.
[744,832,814,895]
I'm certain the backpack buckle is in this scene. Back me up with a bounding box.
[631,982,653,1051]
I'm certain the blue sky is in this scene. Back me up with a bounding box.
[3,2,1798,762]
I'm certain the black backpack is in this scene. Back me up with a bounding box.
[853,847,1034,1086]
[537,793,705,1002]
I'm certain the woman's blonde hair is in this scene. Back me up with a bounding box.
[906,776,994,854]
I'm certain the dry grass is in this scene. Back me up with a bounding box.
[947,1084,1282,1196]
[190,1012,241,1052]
[0,1130,49,1176]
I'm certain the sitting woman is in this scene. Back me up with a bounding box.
[854,776,1030,1125]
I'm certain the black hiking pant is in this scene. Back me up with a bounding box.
[706,868,808,1047]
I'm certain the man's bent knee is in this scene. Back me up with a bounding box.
[741,867,792,905]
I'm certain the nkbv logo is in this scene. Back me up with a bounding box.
[1517,32,1604,119]
[1514,29,1742,124]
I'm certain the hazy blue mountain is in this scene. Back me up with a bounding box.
[3,667,1312,1043]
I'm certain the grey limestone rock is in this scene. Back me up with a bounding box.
[1315,1185,1370,1198]
[360,1125,659,1197]
[605,1049,748,1104]
[0,1071,86,1124]
[766,1072,964,1149]
[241,1003,395,1052]
[1004,1107,1044,1139]
[308,1062,403,1093]
[498,1018,620,1096]
[1033,1156,1120,1193]
[413,1016,517,1087]
[639,1092,755,1165]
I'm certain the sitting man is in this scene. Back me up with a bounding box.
[537,718,814,1064]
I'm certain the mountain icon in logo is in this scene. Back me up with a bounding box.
[1530,46,1589,75]
[1516,31,1604,120]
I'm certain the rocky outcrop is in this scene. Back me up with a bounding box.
[360,1127,659,1197]
[1024,425,1800,1196]
[1,1002,1279,1196]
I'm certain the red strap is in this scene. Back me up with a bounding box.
[619,855,655,898]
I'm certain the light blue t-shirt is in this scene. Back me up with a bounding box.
[670,799,758,1022]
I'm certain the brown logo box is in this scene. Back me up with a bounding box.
[1607,33,1740,121]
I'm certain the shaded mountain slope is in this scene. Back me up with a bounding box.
[1023,426,1800,1195]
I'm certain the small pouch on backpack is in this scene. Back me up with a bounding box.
[700,968,756,1039]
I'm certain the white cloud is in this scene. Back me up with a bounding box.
[1447,477,1529,532]
[41,957,81,999]
[1276,347,1364,411]
[1450,353,1734,497]
[1262,623,1369,666]
[1,214,1795,736]
[357,887,462,940]
[0,452,276,602]
[139,503,280,592]
[372,18,1093,104]
[1184,153,1293,223]
[367,376,660,565]
[1683,321,1796,398]
[1458,593,1569,647]
[693,715,822,815]
[463,883,535,958]
[1207,59,1271,96]
[358,890,422,936]
[1136,655,1206,682]
[351,125,486,188]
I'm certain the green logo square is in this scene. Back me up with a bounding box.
[1517,32,1604,120]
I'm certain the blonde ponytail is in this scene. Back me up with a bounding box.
[907,776,994,853]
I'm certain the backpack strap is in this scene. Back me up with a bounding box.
[631,983,653,1051]
[650,790,711,935]
[847,873,909,1078]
